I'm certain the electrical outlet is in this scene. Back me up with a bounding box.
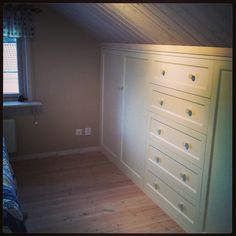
[85,127,91,136]
[75,129,83,136]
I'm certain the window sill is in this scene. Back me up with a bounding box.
[3,101,42,108]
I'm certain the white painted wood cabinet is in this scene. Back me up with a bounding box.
[204,66,232,233]
[100,44,232,233]
[121,54,149,182]
[101,51,123,159]
[101,49,150,187]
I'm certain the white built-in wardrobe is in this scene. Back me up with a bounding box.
[100,44,232,233]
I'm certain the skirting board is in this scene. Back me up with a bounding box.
[11,146,101,161]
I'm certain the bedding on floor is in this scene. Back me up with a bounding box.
[2,138,27,233]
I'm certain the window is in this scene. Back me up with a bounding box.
[3,36,31,101]
[3,37,19,95]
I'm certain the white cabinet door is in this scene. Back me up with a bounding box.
[121,54,150,179]
[102,51,123,158]
[204,66,232,233]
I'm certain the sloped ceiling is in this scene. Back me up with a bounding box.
[50,3,232,47]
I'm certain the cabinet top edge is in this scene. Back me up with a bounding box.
[100,43,232,58]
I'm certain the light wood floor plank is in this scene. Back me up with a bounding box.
[11,151,185,233]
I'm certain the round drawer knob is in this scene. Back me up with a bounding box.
[189,74,196,82]
[186,109,192,117]
[184,142,190,150]
[154,183,159,190]
[156,157,161,163]
[180,173,188,182]
[178,203,185,212]
[157,129,162,135]
[160,100,164,106]
[162,70,166,76]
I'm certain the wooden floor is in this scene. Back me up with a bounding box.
[11,152,185,233]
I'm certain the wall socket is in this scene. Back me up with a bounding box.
[85,127,92,136]
[75,129,83,136]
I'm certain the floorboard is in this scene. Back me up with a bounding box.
[11,151,185,233]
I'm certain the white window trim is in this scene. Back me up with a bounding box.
[4,37,33,101]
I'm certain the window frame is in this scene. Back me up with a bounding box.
[3,37,32,101]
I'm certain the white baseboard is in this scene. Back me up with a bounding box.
[11,146,101,161]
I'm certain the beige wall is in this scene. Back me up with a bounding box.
[4,5,101,155]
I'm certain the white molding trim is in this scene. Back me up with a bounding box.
[11,146,101,161]
[101,43,232,58]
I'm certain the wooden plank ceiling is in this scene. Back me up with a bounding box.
[50,3,232,47]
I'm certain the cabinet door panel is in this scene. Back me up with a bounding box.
[122,55,150,178]
[205,69,232,233]
[102,52,123,158]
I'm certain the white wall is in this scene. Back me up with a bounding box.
[4,4,101,156]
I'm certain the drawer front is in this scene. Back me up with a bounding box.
[147,144,201,200]
[150,85,210,133]
[146,169,197,225]
[151,55,213,97]
[149,115,206,168]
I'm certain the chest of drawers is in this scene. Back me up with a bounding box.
[144,51,232,232]
[101,44,232,233]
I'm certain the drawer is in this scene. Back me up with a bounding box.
[150,55,213,97]
[148,113,206,168]
[149,85,210,133]
[147,143,202,200]
[146,169,197,225]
